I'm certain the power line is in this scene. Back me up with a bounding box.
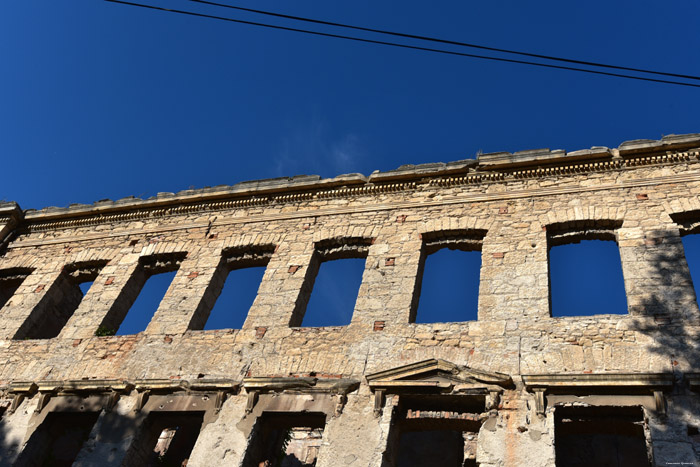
[185,0,700,82]
[105,0,700,89]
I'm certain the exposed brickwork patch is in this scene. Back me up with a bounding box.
[406,410,481,421]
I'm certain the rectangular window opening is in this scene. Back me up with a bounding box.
[292,237,372,328]
[554,406,651,467]
[669,211,700,312]
[549,240,627,317]
[547,221,627,317]
[15,411,100,467]
[411,230,485,324]
[98,253,185,336]
[387,395,484,467]
[680,233,700,304]
[242,412,326,467]
[15,262,106,340]
[115,270,177,335]
[123,411,204,467]
[0,267,32,310]
[194,245,274,331]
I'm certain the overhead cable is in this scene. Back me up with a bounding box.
[104,0,700,89]
[185,0,700,82]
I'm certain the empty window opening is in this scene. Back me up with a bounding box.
[291,237,371,327]
[14,411,100,467]
[415,249,481,323]
[78,281,94,296]
[549,240,627,317]
[411,230,485,324]
[554,406,651,467]
[668,211,700,308]
[191,245,275,331]
[681,234,700,302]
[116,270,177,335]
[205,267,266,329]
[242,412,326,467]
[0,267,32,310]
[98,253,185,336]
[123,412,204,467]
[398,431,473,467]
[386,395,483,467]
[14,262,106,340]
[547,221,626,317]
[302,258,365,327]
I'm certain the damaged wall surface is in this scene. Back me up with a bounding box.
[1,134,700,466]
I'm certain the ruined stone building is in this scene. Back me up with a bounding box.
[1,134,700,466]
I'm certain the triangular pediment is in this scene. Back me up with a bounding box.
[366,359,511,393]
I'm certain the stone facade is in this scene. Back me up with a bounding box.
[1,134,700,466]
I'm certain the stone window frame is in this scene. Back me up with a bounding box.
[0,267,34,311]
[553,404,654,466]
[366,359,510,467]
[288,236,373,328]
[240,376,360,467]
[96,252,187,336]
[544,219,625,318]
[123,378,237,465]
[670,209,700,236]
[188,243,277,331]
[522,373,671,466]
[410,228,487,324]
[4,378,237,466]
[6,379,132,466]
[13,260,109,340]
[546,219,623,248]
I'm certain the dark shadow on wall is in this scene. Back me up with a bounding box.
[623,233,700,463]
[626,239,700,375]
[0,409,22,466]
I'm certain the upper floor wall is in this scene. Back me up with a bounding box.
[0,134,699,380]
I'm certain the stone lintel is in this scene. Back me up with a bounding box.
[242,377,360,395]
[522,373,674,390]
[133,378,239,393]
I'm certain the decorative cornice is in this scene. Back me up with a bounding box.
[18,148,698,235]
[8,170,700,249]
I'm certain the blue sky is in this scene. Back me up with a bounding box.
[3,0,700,331]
